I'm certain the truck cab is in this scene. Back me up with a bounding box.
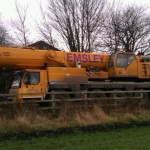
[108,51,138,79]
[8,67,88,101]
[9,69,48,101]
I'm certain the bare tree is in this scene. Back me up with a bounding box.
[38,0,106,52]
[0,25,10,46]
[0,17,13,46]
[35,2,57,47]
[103,5,150,54]
[11,1,30,46]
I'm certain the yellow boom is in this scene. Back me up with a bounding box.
[0,47,109,70]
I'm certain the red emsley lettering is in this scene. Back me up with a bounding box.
[66,53,104,63]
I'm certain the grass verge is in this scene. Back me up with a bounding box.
[0,104,150,140]
[0,124,150,150]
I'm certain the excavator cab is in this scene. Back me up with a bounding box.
[108,51,138,78]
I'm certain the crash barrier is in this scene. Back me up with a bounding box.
[0,90,148,101]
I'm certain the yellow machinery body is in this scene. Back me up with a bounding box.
[108,52,150,79]
[0,47,109,100]
[1,47,150,101]
[10,67,88,101]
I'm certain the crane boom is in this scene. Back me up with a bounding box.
[0,47,109,70]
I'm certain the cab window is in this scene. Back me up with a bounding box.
[127,54,135,64]
[116,54,127,67]
[116,54,136,68]
[24,72,40,85]
[11,74,21,89]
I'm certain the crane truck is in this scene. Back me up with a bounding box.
[0,46,150,105]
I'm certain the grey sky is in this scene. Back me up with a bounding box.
[0,0,149,48]
[0,0,150,22]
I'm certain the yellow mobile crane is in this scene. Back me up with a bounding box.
[0,46,150,102]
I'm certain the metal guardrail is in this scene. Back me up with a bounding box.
[0,90,149,111]
[0,89,150,96]
[0,89,148,102]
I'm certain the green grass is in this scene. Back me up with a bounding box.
[0,125,150,150]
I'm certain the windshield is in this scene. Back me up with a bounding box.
[116,53,135,68]
[116,54,127,67]
[24,72,40,85]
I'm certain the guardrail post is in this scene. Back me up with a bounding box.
[138,92,143,111]
[51,90,56,114]
[12,96,17,102]
[83,90,88,106]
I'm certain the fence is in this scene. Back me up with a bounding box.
[0,90,148,102]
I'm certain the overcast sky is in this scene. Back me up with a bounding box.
[0,0,150,48]
[0,0,150,22]
[0,0,44,23]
